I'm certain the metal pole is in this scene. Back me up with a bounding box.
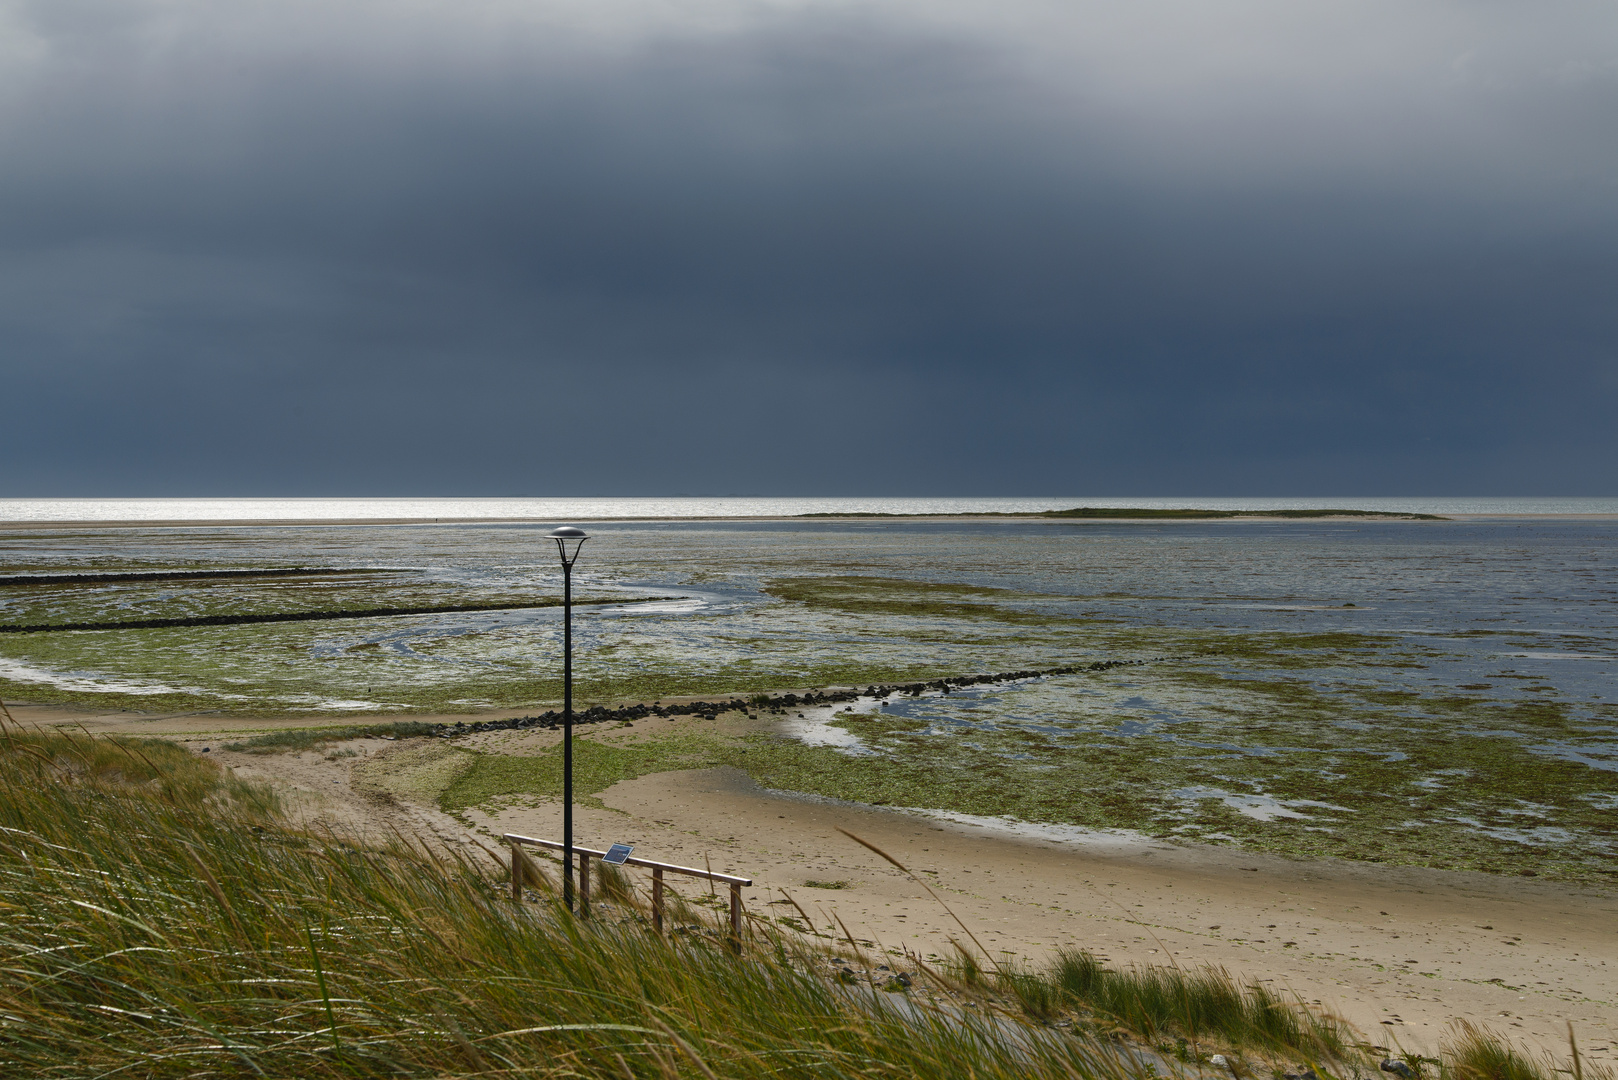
[562,556,574,912]
[548,525,588,915]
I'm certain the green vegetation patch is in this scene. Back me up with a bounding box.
[1002,947,1350,1056]
[720,670,1618,883]
[331,622,1616,886]
[1,595,668,633]
[439,730,736,812]
[224,721,444,754]
[763,575,1090,626]
[0,725,277,815]
[0,567,386,587]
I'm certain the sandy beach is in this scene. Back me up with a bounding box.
[19,699,1616,1062]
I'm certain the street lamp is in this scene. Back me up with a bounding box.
[549,526,589,911]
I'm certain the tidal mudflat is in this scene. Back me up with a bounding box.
[2,516,1614,884]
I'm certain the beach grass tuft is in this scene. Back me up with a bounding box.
[1442,1022,1555,1080]
[223,720,443,753]
[1040,947,1350,1056]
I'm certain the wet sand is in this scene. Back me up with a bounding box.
[18,700,1618,1060]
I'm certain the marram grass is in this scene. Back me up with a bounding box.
[0,723,1599,1080]
[987,948,1350,1058]
[0,725,1148,1079]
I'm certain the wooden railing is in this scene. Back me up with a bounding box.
[503,833,753,942]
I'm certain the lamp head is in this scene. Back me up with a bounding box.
[548,526,589,566]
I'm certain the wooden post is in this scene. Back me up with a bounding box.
[496,833,752,944]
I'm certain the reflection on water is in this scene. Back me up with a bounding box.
[1171,785,1355,823]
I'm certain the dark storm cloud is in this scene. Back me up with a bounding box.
[1,0,1615,495]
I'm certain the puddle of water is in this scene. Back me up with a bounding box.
[0,655,247,700]
[774,698,882,752]
[893,806,1169,852]
[1497,652,1614,661]
[274,694,399,711]
[1173,785,1355,823]
[1443,817,1585,848]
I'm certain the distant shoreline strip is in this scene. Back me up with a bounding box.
[0,596,680,634]
[796,507,1447,520]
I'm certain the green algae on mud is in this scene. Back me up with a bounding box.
[5,523,1614,890]
[0,570,1235,719]
[411,670,1618,885]
[763,575,1114,627]
[0,568,1126,717]
[0,573,473,627]
[8,579,1613,889]
[0,615,1006,717]
[0,580,635,631]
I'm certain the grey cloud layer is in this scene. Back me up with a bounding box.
[2,0,1615,494]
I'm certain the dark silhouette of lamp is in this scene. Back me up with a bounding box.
[548,526,589,911]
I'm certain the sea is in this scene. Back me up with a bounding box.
[1,496,1614,880]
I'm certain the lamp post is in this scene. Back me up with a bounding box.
[548,526,589,911]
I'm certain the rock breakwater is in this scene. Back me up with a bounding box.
[434,657,1176,737]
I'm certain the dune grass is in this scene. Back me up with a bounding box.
[1441,1022,1557,1080]
[930,943,1349,1061]
[985,950,1607,1080]
[0,718,1600,1080]
[1045,948,1347,1056]
[0,723,1155,1079]
[0,719,278,812]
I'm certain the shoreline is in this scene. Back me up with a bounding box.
[18,699,1618,1059]
[2,513,1618,531]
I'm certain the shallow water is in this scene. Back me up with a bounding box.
[1,516,1614,880]
[5,495,1618,521]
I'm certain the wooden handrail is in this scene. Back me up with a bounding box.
[503,833,751,946]
[502,834,752,885]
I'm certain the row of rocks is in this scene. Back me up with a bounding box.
[432,656,1178,738]
[0,567,360,588]
[1,596,674,635]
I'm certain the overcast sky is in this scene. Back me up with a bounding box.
[1,0,1615,496]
